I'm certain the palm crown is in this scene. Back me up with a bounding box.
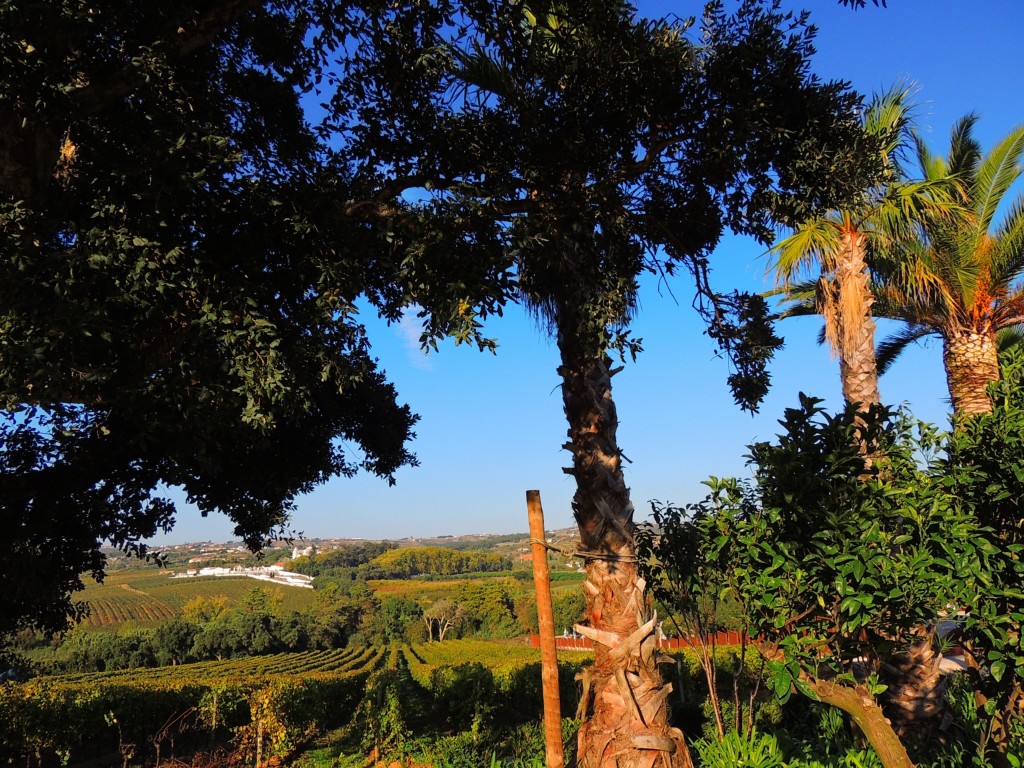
[873,116,1024,414]
[770,85,956,410]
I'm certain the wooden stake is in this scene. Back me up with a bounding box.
[527,489,565,768]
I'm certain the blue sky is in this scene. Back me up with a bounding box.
[152,0,1024,545]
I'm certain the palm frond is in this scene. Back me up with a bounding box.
[946,113,982,178]
[971,124,1024,241]
[914,132,947,182]
[992,288,1024,329]
[871,238,956,320]
[765,279,818,320]
[453,43,517,101]
[997,324,1024,360]
[869,176,963,243]
[945,249,983,315]
[990,194,1024,287]
[870,281,923,323]
[876,325,934,375]
[864,81,917,177]
[770,217,842,284]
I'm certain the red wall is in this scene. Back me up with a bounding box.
[530,631,745,651]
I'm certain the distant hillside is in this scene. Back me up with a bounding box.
[120,527,583,564]
[73,569,317,630]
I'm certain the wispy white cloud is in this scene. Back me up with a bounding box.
[397,307,435,371]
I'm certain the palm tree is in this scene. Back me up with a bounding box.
[450,5,868,766]
[770,86,959,412]
[454,12,691,766]
[873,117,1024,416]
[770,88,966,745]
[339,1,874,764]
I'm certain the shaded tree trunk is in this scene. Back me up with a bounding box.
[556,307,693,768]
[963,644,1023,767]
[877,631,949,749]
[944,327,1000,415]
[833,230,881,410]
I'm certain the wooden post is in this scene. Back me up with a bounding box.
[527,490,565,768]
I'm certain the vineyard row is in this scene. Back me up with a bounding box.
[0,639,719,767]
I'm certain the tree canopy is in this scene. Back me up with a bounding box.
[1,0,881,668]
[331,3,882,765]
[0,0,420,641]
[640,398,985,767]
[332,0,879,411]
[872,117,1024,415]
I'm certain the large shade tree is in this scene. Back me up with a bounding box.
[0,1,431,647]
[334,1,874,765]
[873,117,1024,415]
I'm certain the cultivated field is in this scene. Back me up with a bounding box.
[0,639,598,767]
[72,568,318,629]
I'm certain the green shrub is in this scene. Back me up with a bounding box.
[693,729,785,768]
[427,731,486,768]
[429,662,496,731]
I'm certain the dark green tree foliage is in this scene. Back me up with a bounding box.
[456,579,519,638]
[552,590,586,635]
[367,546,513,578]
[335,6,878,763]
[360,595,424,644]
[53,626,157,673]
[46,585,367,673]
[704,397,978,681]
[303,583,365,647]
[0,1,418,642]
[333,0,877,412]
[512,589,585,635]
[944,349,1024,760]
[644,397,985,765]
[638,495,754,741]
[151,617,199,666]
[289,541,399,576]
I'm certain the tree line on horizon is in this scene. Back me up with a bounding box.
[290,543,513,580]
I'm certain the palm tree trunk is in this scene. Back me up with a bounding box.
[877,630,949,749]
[556,306,693,768]
[835,232,949,745]
[835,230,881,410]
[943,327,999,415]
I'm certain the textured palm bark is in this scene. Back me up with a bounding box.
[832,233,947,745]
[943,328,999,415]
[556,310,693,768]
[877,634,949,748]
[959,654,1023,768]
[991,683,1024,767]
[833,231,881,410]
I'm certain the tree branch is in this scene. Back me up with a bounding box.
[614,133,688,181]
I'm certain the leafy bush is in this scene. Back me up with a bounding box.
[942,349,1024,761]
[644,396,987,767]
[429,662,496,731]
